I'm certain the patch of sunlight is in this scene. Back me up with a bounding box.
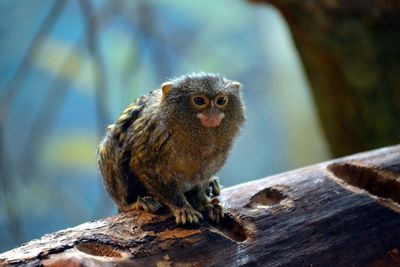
[42,132,98,170]
[34,37,95,92]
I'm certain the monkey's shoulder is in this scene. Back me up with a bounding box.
[106,89,162,146]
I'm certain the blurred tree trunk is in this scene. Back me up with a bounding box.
[252,0,400,156]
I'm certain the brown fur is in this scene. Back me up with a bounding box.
[98,73,245,224]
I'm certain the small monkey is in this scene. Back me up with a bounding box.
[98,73,245,224]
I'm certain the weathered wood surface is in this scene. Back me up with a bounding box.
[1,145,400,266]
[252,0,400,157]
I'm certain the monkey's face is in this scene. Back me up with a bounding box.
[161,73,245,132]
[191,94,227,128]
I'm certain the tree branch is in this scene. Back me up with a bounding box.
[2,145,400,266]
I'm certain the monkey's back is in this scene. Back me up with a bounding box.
[97,91,160,210]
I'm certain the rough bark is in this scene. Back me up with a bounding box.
[252,0,400,156]
[1,145,400,266]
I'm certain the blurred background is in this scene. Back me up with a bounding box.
[0,0,331,252]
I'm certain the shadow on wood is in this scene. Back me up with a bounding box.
[1,145,400,266]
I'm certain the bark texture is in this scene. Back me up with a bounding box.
[1,145,400,266]
[252,0,400,156]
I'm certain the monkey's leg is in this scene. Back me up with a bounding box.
[127,196,163,213]
[140,174,203,225]
[113,172,162,213]
[186,185,224,224]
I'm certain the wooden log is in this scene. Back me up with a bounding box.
[1,145,400,266]
[251,0,400,157]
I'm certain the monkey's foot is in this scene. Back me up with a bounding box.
[172,206,203,225]
[208,176,221,197]
[130,196,163,213]
[204,197,224,224]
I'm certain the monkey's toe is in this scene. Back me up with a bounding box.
[131,196,163,213]
[173,207,203,225]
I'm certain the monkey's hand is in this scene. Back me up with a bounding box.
[171,205,203,225]
[204,197,224,224]
[186,185,224,224]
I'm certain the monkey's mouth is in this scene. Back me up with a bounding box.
[197,113,225,128]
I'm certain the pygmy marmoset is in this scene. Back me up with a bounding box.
[98,73,245,224]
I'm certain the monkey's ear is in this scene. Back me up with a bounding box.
[229,81,242,91]
[161,82,173,97]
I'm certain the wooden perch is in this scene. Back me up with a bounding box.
[1,145,400,266]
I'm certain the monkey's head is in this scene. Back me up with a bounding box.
[160,73,245,136]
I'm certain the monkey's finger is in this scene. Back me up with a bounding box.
[208,208,215,222]
[213,211,218,223]
[186,210,194,224]
[214,204,222,214]
[181,211,187,224]
[217,207,222,223]
[174,210,182,224]
[215,213,220,224]
[195,210,203,221]
[192,214,199,224]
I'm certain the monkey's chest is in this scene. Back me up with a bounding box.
[171,146,223,184]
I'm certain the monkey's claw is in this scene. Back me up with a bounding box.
[173,207,203,225]
[205,197,224,224]
[131,196,163,213]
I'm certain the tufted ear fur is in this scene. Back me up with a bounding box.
[161,82,173,99]
[229,81,242,92]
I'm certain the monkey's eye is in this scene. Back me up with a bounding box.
[215,96,228,107]
[192,96,208,108]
